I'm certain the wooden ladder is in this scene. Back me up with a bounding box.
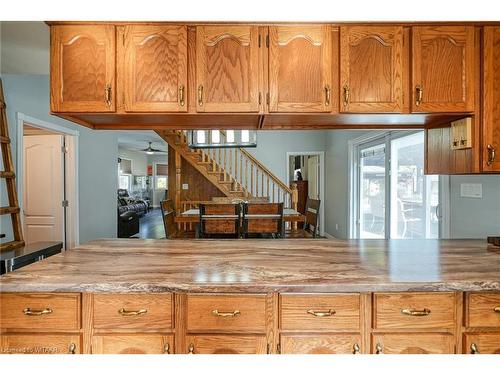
[0,78,25,252]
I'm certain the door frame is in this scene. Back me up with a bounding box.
[16,113,80,249]
[348,130,450,239]
[286,151,325,236]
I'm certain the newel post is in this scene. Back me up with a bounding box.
[291,183,299,230]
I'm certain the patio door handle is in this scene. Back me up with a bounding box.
[435,204,442,220]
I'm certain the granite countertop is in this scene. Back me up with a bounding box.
[0,238,499,293]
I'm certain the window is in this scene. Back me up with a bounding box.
[118,158,132,190]
[352,131,447,239]
[155,163,168,190]
[119,174,131,190]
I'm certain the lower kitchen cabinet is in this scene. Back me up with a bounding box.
[0,334,81,354]
[372,333,455,354]
[464,334,500,354]
[91,334,173,354]
[280,334,361,354]
[185,335,268,354]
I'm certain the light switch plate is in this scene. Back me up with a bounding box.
[460,183,482,198]
[182,183,189,190]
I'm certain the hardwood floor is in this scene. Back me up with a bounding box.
[138,208,165,239]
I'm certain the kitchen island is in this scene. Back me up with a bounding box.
[1,239,499,354]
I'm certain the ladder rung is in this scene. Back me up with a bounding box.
[0,240,25,252]
[0,171,15,178]
[0,206,20,215]
[0,136,10,144]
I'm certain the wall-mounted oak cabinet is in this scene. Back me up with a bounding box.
[411,26,475,113]
[50,25,116,112]
[340,26,406,113]
[122,25,188,112]
[268,25,333,113]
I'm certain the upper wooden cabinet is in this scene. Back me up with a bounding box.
[340,26,405,113]
[50,25,116,112]
[269,25,333,113]
[411,26,475,113]
[482,27,500,172]
[123,25,187,112]
[195,25,260,112]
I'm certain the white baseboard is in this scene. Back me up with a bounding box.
[323,232,337,239]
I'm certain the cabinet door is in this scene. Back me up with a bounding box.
[482,27,500,172]
[0,334,81,354]
[196,25,260,112]
[340,26,404,113]
[411,26,475,112]
[50,25,116,112]
[281,334,361,354]
[464,334,500,354]
[186,335,267,354]
[269,25,332,113]
[92,335,173,354]
[372,333,455,354]
[123,25,187,112]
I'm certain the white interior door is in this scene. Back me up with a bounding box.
[307,155,319,199]
[23,135,64,244]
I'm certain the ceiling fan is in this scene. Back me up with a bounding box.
[140,142,166,155]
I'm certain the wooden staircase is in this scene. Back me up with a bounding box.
[156,130,297,211]
[0,79,25,252]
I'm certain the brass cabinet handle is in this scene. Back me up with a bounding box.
[68,343,76,354]
[163,343,170,354]
[401,308,431,316]
[487,144,496,166]
[118,308,147,316]
[470,343,479,354]
[105,84,112,108]
[306,309,336,317]
[375,343,383,354]
[188,343,195,354]
[342,84,349,106]
[353,343,360,354]
[23,307,53,316]
[324,85,331,106]
[198,84,204,106]
[179,84,185,107]
[494,306,500,313]
[415,85,423,106]
[211,309,240,317]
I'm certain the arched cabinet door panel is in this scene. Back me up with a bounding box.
[123,25,188,112]
[372,333,455,354]
[411,26,475,113]
[91,335,173,354]
[196,25,260,112]
[340,26,405,113]
[185,335,267,354]
[280,335,362,354]
[269,25,333,113]
[50,25,116,112]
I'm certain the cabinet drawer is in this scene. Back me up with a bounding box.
[0,293,80,330]
[187,294,266,332]
[92,334,173,354]
[280,294,360,331]
[467,293,500,328]
[0,334,81,354]
[464,334,500,354]
[372,333,455,354]
[280,334,362,354]
[185,335,267,354]
[373,293,455,329]
[93,294,173,330]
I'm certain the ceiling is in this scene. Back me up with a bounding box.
[116,130,167,153]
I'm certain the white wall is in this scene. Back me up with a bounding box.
[0,74,118,245]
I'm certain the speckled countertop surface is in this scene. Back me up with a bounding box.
[0,238,499,293]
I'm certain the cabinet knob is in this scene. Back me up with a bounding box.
[494,306,500,313]
[163,343,170,354]
[68,343,76,354]
[487,144,496,166]
[353,343,360,354]
[324,85,331,106]
[470,343,479,354]
[188,343,195,354]
[415,85,423,106]
[342,84,350,107]
[375,343,383,354]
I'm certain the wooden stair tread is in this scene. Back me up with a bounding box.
[0,171,15,178]
[0,206,21,215]
[0,240,25,252]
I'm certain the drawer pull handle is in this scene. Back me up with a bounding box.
[188,343,195,354]
[375,343,383,354]
[494,306,500,313]
[163,343,170,354]
[470,343,479,354]
[68,343,76,354]
[353,343,360,354]
[23,308,52,316]
[118,308,147,316]
[211,309,240,317]
[307,309,335,317]
[401,308,431,316]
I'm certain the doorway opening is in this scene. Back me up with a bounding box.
[286,151,325,236]
[16,114,78,250]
